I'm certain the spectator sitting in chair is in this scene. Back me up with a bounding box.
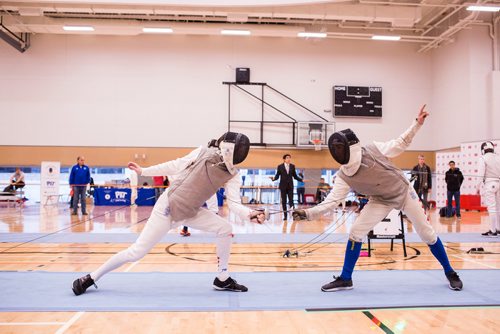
[3,168,25,193]
[316,178,331,203]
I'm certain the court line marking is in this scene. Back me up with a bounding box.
[55,311,84,334]
[362,310,395,334]
[451,254,497,269]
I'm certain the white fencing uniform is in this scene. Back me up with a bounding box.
[306,120,437,245]
[91,146,252,282]
[478,152,500,232]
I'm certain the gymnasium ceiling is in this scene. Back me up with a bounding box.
[1,0,499,52]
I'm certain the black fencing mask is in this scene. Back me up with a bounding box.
[328,129,360,165]
[481,141,494,155]
[217,132,250,174]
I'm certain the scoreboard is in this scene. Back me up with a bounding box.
[334,86,382,117]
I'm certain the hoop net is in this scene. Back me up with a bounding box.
[312,139,322,151]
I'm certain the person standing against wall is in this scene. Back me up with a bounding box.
[296,172,305,205]
[411,154,432,212]
[445,161,464,219]
[270,154,303,220]
[69,156,91,216]
[478,142,500,237]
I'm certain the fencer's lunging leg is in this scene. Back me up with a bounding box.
[185,209,233,280]
[403,187,462,290]
[91,207,171,281]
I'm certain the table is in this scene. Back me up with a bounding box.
[240,186,279,204]
[94,188,131,206]
[136,188,156,206]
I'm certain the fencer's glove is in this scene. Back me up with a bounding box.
[292,209,307,221]
[250,210,266,224]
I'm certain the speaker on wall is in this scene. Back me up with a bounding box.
[236,67,250,83]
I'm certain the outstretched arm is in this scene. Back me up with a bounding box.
[292,167,303,182]
[225,174,253,220]
[299,177,351,220]
[270,166,281,182]
[131,146,203,177]
[374,104,429,158]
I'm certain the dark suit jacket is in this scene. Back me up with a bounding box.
[273,163,303,190]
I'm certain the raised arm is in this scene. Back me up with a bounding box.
[374,104,428,158]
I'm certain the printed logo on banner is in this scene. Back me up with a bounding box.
[115,191,127,199]
[41,161,60,205]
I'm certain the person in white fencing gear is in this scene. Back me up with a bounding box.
[478,141,500,237]
[293,105,463,292]
[72,132,267,295]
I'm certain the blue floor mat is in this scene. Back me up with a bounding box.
[0,270,499,312]
[0,232,497,244]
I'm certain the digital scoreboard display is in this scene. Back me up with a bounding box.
[334,86,382,117]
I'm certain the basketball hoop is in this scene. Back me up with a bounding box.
[312,139,322,151]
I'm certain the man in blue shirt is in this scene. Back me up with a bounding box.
[69,156,91,215]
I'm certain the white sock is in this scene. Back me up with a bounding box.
[489,213,497,233]
[217,270,230,281]
[216,235,232,281]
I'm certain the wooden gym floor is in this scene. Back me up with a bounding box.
[0,202,499,333]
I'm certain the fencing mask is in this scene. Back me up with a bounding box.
[328,129,362,176]
[481,141,495,155]
[217,132,250,174]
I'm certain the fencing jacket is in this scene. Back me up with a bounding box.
[141,146,251,222]
[335,143,409,208]
[478,152,500,185]
[306,120,422,220]
[167,147,233,221]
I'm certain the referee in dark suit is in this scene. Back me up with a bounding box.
[270,154,303,220]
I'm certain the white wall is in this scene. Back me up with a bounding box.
[431,25,499,150]
[0,33,436,148]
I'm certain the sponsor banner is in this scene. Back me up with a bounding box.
[41,161,60,205]
[94,188,131,206]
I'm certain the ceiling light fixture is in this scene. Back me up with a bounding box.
[372,35,401,41]
[221,29,251,36]
[466,5,500,12]
[142,27,173,34]
[297,32,327,38]
[63,26,94,32]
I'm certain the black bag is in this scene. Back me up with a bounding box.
[439,207,455,217]
[439,207,447,217]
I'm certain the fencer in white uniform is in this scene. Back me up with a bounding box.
[72,132,266,295]
[479,142,500,237]
[293,105,463,291]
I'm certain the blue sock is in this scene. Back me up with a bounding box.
[340,240,362,280]
[428,237,453,274]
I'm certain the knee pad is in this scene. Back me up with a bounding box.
[421,229,437,245]
[217,222,233,237]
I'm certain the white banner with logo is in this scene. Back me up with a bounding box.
[435,140,499,207]
[41,161,60,205]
